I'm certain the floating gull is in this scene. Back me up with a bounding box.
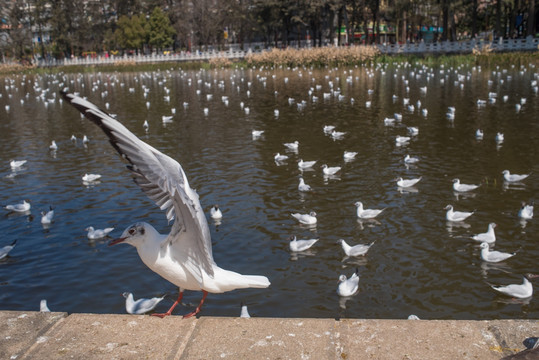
[5,199,31,213]
[274,153,288,162]
[519,201,534,220]
[475,129,484,139]
[321,164,341,176]
[49,140,58,150]
[396,177,421,188]
[298,159,316,169]
[0,240,17,260]
[404,155,419,164]
[472,223,496,244]
[284,141,299,151]
[210,205,223,220]
[445,205,474,222]
[289,235,319,252]
[61,91,270,318]
[82,173,101,182]
[395,136,410,145]
[298,177,312,192]
[123,292,165,315]
[323,125,335,134]
[252,130,264,138]
[452,178,480,192]
[354,201,385,219]
[291,212,317,225]
[83,135,89,144]
[337,268,359,297]
[491,273,538,299]
[480,242,515,263]
[10,160,27,169]
[40,206,54,225]
[495,132,504,143]
[338,239,374,257]
[502,170,529,183]
[343,151,358,160]
[85,226,114,240]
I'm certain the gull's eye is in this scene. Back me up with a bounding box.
[140,228,145,235]
[128,228,135,235]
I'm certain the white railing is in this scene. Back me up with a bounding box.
[377,36,539,54]
[36,37,538,67]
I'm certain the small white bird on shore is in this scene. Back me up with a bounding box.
[321,164,341,176]
[337,268,360,297]
[0,239,17,260]
[480,242,515,263]
[396,177,421,188]
[5,200,31,213]
[502,170,529,183]
[289,235,319,252]
[519,201,534,220]
[291,212,317,225]
[472,223,496,244]
[40,299,51,312]
[210,205,223,219]
[491,273,539,299]
[445,205,474,222]
[240,302,250,318]
[452,178,480,192]
[298,177,312,192]
[123,292,165,314]
[338,239,375,257]
[85,226,114,240]
[354,202,385,219]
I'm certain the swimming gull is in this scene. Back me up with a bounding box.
[472,223,496,244]
[337,268,359,297]
[291,212,317,225]
[491,273,538,299]
[480,242,515,263]
[354,201,385,219]
[289,235,319,252]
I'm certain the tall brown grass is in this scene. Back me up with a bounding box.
[246,46,380,67]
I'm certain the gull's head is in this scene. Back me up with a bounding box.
[122,292,132,299]
[525,273,539,280]
[502,170,509,175]
[110,222,152,247]
[444,205,453,211]
[338,275,347,283]
[452,178,459,183]
[288,235,296,241]
[479,242,489,250]
[213,205,219,210]
[85,226,94,232]
[309,211,317,217]
[354,201,362,208]
[489,223,497,229]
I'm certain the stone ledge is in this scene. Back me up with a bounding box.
[1,311,537,359]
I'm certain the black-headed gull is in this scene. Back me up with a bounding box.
[321,164,341,176]
[61,91,270,319]
[0,239,16,260]
[274,153,288,162]
[445,205,474,222]
[291,211,317,225]
[210,205,222,219]
[284,141,299,150]
[40,299,51,312]
[502,170,529,183]
[396,177,421,188]
[123,292,165,315]
[491,273,538,299]
[472,223,496,244]
[5,200,31,213]
[519,201,534,220]
[41,206,54,225]
[404,155,419,164]
[85,226,114,240]
[289,235,319,252]
[343,151,357,160]
[298,177,312,192]
[480,242,515,263]
[337,268,359,297]
[50,140,58,150]
[338,239,375,257]
[354,201,385,219]
[452,178,480,192]
[10,160,27,169]
[298,159,316,169]
[82,173,101,182]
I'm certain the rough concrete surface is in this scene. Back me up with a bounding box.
[1,311,538,359]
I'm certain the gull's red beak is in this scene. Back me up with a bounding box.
[109,237,126,246]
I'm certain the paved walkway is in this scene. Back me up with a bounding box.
[1,311,538,359]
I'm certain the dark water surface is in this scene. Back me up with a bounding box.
[0,64,538,319]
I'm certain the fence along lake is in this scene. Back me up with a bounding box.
[0,64,537,319]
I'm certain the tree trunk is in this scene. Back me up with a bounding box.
[527,0,536,37]
[442,0,449,41]
[472,0,477,38]
[495,0,502,38]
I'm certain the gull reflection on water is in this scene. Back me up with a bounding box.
[446,221,471,234]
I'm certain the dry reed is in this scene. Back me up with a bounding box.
[246,46,380,67]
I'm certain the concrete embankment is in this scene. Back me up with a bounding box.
[1,311,538,359]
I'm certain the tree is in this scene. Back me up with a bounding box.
[115,14,147,54]
[148,6,175,51]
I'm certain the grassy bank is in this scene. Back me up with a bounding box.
[1,49,537,75]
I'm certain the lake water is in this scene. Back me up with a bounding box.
[0,63,538,320]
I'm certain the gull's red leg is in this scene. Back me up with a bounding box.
[182,291,208,319]
[152,289,183,318]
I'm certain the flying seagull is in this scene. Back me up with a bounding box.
[60,91,270,318]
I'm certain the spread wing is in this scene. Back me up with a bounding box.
[60,91,214,281]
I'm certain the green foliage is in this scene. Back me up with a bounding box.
[148,7,176,50]
[115,15,148,53]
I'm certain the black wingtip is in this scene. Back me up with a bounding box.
[10,239,17,247]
